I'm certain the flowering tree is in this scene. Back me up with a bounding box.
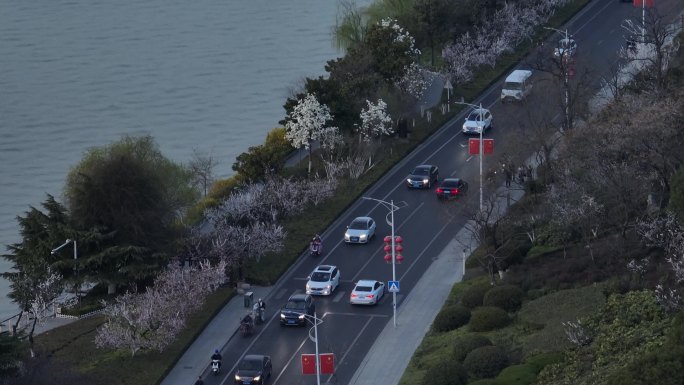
[443,0,571,84]
[284,93,337,175]
[395,63,430,102]
[359,99,393,167]
[95,260,226,356]
[26,267,63,357]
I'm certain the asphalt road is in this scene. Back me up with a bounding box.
[203,1,683,384]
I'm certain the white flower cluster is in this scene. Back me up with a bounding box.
[562,319,593,347]
[359,99,393,142]
[379,18,421,57]
[95,260,227,356]
[443,0,571,83]
[395,63,430,100]
[285,93,338,150]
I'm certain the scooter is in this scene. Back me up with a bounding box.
[211,359,221,375]
[309,239,323,257]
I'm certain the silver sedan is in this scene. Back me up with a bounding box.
[344,217,376,244]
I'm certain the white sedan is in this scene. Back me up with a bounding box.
[306,265,340,296]
[344,217,376,244]
[350,280,385,305]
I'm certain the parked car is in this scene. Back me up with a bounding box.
[406,164,439,189]
[234,354,272,385]
[436,178,468,200]
[461,108,493,134]
[280,294,315,326]
[306,265,340,296]
[554,37,577,57]
[350,280,385,305]
[344,216,376,244]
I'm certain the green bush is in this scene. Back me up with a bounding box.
[483,284,525,312]
[432,305,471,333]
[469,306,511,332]
[469,380,500,385]
[207,176,242,201]
[524,352,564,373]
[461,282,492,309]
[452,334,493,362]
[464,345,510,379]
[421,358,468,385]
[495,364,537,385]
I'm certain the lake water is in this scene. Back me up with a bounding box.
[0,0,370,320]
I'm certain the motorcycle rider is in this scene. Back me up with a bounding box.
[211,349,222,369]
[310,235,322,256]
[194,375,204,385]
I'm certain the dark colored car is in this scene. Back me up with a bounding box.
[406,164,439,189]
[436,178,468,200]
[280,294,315,326]
[234,354,272,385]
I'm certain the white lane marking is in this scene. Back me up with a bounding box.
[466,155,473,162]
[333,291,345,303]
[274,288,288,300]
[351,202,425,283]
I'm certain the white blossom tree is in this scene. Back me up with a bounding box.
[95,260,226,356]
[284,93,337,175]
[359,99,393,167]
[26,267,63,357]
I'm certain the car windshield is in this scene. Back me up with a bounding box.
[285,300,307,310]
[412,168,429,175]
[349,220,367,230]
[467,111,484,121]
[239,359,262,371]
[310,272,331,282]
[442,180,460,188]
[503,82,522,90]
[355,286,372,292]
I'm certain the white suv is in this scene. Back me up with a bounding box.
[462,108,493,134]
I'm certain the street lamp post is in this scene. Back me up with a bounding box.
[303,312,323,385]
[544,26,572,131]
[362,197,400,328]
[453,100,485,211]
[51,239,78,298]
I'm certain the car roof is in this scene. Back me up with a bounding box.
[414,164,433,170]
[355,279,379,286]
[288,293,309,301]
[352,216,372,222]
[313,265,335,272]
[505,70,532,83]
[243,354,267,361]
[442,178,462,183]
[468,108,489,115]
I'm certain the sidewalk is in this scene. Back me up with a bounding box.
[160,285,273,385]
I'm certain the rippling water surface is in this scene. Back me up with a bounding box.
[0,0,369,319]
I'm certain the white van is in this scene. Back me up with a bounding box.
[501,70,533,103]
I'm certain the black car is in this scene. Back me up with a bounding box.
[436,178,468,200]
[406,164,439,189]
[234,354,272,385]
[280,294,315,326]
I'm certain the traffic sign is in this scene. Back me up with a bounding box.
[388,280,400,293]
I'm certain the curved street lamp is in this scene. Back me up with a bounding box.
[362,196,402,328]
[51,239,79,298]
[453,100,485,212]
[302,311,324,385]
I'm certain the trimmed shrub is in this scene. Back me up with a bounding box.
[461,282,492,309]
[468,380,500,385]
[496,364,537,385]
[464,345,510,379]
[524,352,564,373]
[421,358,468,385]
[452,334,493,362]
[469,306,511,332]
[483,284,525,312]
[433,305,471,333]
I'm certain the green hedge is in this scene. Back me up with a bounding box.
[432,305,471,333]
[464,345,510,379]
[483,284,525,312]
[420,358,468,385]
[452,334,493,362]
[470,306,511,332]
[461,283,492,309]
